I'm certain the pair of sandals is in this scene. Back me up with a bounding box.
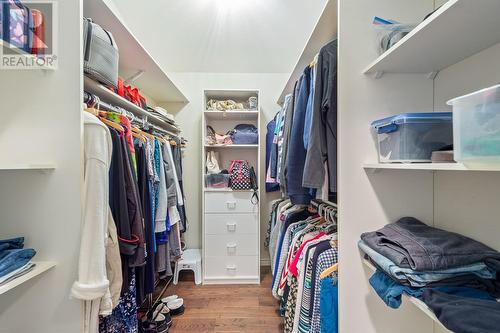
[139,295,185,333]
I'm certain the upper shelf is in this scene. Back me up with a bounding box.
[362,259,450,332]
[277,0,337,104]
[0,261,56,296]
[84,77,180,134]
[83,0,187,103]
[363,163,500,172]
[0,164,56,171]
[363,0,500,76]
[204,111,259,121]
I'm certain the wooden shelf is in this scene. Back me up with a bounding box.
[204,144,259,149]
[204,111,259,121]
[0,262,56,296]
[83,0,187,103]
[84,77,180,134]
[362,259,450,332]
[363,0,500,76]
[0,164,56,171]
[363,163,500,172]
[277,0,337,104]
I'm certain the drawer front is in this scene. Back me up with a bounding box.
[204,256,258,278]
[205,234,258,256]
[204,192,257,213]
[205,213,258,235]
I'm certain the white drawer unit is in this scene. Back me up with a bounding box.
[204,213,258,235]
[204,256,259,282]
[205,234,258,257]
[204,192,258,214]
[202,89,260,284]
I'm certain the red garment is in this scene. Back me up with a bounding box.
[289,232,326,277]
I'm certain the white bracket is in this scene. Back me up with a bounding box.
[124,70,145,84]
[427,71,438,80]
[373,71,384,79]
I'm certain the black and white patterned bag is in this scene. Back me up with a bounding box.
[229,160,252,191]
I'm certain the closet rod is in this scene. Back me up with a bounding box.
[83,91,180,138]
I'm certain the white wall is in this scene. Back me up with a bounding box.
[162,72,287,263]
[0,0,83,332]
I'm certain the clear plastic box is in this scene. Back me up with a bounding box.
[371,113,453,163]
[447,84,500,167]
[205,174,230,189]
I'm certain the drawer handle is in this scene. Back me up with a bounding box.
[226,201,237,209]
[227,243,237,253]
[226,265,237,271]
[226,223,237,232]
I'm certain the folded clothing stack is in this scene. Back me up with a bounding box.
[359,217,500,333]
[0,237,37,286]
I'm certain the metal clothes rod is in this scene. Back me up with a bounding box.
[83,91,181,138]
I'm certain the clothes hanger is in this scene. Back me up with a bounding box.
[94,99,124,133]
[320,263,338,279]
[132,127,155,141]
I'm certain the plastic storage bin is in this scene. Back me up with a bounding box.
[371,113,453,163]
[447,84,500,167]
[205,174,230,189]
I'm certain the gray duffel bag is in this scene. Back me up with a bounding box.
[83,17,119,88]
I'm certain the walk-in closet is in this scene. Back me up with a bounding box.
[1,0,500,332]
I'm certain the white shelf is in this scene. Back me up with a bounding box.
[83,0,187,103]
[363,0,500,75]
[277,0,337,104]
[363,163,500,172]
[204,188,253,192]
[362,259,450,332]
[84,77,180,134]
[204,144,259,149]
[0,164,56,171]
[0,262,57,296]
[204,111,259,120]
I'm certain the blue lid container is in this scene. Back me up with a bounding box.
[371,112,453,134]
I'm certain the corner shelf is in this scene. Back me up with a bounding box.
[84,77,180,134]
[363,163,500,172]
[0,261,57,296]
[363,0,500,76]
[0,164,56,171]
[83,0,187,103]
[362,259,450,332]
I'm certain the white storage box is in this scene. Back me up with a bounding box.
[371,113,453,163]
[447,84,500,167]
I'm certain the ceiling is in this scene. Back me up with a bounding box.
[108,0,328,73]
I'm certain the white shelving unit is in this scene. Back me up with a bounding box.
[363,0,500,76]
[201,89,261,285]
[83,0,187,103]
[277,0,337,104]
[362,259,450,332]
[362,163,500,172]
[0,262,57,296]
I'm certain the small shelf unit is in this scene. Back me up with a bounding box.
[201,89,261,285]
[363,0,500,76]
[83,0,187,103]
[0,262,57,296]
[363,163,500,172]
[362,259,450,332]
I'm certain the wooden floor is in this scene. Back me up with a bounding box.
[166,267,283,332]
